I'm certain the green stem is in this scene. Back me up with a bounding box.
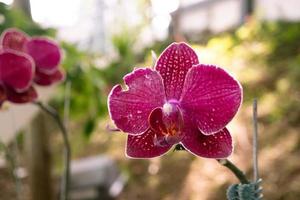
[33,101,71,200]
[217,159,249,184]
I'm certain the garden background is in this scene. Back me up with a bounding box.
[0,0,300,199]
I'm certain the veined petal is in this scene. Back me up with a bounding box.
[34,68,65,86]
[180,64,242,135]
[0,50,35,92]
[0,28,29,51]
[108,68,166,135]
[6,86,37,103]
[126,128,172,159]
[25,37,62,74]
[155,42,199,100]
[181,127,233,158]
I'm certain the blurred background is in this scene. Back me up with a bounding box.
[0,0,300,199]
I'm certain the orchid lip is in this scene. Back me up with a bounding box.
[149,101,184,147]
[154,134,182,147]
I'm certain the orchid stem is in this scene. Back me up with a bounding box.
[252,99,261,199]
[217,159,249,184]
[252,99,259,182]
[33,101,70,200]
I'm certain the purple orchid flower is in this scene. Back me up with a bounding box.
[108,43,242,159]
[0,49,37,106]
[0,28,64,86]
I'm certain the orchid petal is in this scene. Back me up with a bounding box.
[155,42,199,100]
[181,127,233,158]
[126,128,172,158]
[108,68,166,135]
[0,50,35,92]
[25,37,61,74]
[0,28,29,51]
[180,64,242,135]
[6,86,37,103]
[34,68,65,86]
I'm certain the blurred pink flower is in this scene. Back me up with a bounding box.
[0,28,64,86]
[108,43,242,159]
[0,50,37,106]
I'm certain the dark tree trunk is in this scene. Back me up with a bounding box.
[26,112,53,200]
[13,0,32,19]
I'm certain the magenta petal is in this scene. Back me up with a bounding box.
[0,50,35,92]
[155,42,199,100]
[181,127,232,158]
[0,28,29,51]
[34,68,65,86]
[6,86,37,103]
[25,37,61,74]
[108,68,166,135]
[126,128,172,158]
[180,64,242,135]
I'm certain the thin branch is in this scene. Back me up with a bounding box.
[253,99,259,182]
[63,81,72,127]
[217,159,249,184]
[33,101,71,200]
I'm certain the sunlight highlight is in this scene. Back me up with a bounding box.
[0,0,13,5]
[30,0,81,27]
[150,0,179,40]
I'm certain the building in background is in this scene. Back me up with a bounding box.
[1,0,299,54]
[171,0,300,40]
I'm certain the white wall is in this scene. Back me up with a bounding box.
[256,0,300,21]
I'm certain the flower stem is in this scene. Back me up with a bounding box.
[33,101,71,200]
[217,159,249,184]
[252,99,259,182]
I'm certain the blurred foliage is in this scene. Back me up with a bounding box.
[198,20,300,127]
[198,20,300,200]
[99,25,172,86]
[0,2,55,36]
[99,28,137,86]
